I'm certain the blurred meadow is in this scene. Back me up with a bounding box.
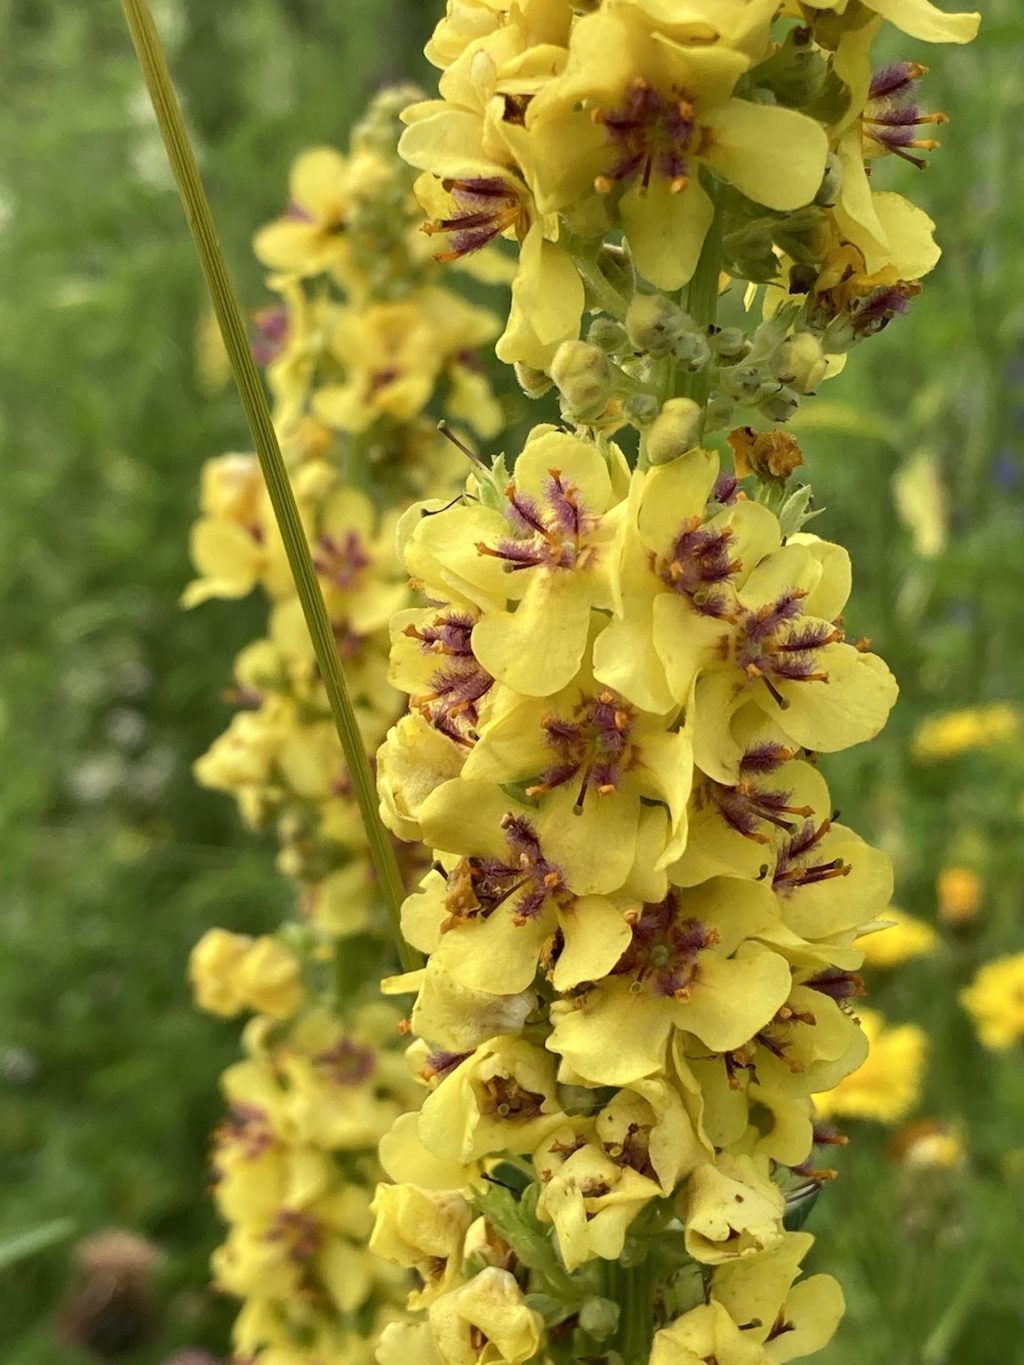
[0,2,1022,1362]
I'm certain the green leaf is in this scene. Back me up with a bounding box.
[0,1219,77,1275]
[476,1181,581,1302]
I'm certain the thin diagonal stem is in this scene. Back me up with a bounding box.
[121,0,420,973]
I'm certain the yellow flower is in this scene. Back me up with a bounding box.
[857,908,936,969]
[813,1008,926,1123]
[234,936,304,1020]
[912,703,1019,760]
[416,1034,566,1163]
[522,7,827,289]
[189,928,253,1018]
[937,865,982,925]
[535,1132,660,1271]
[378,712,470,843]
[683,1154,785,1265]
[253,146,393,280]
[686,536,896,783]
[406,427,628,696]
[370,1184,473,1307]
[385,956,536,1055]
[596,452,898,775]
[891,1119,965,1170]
[535,1078,705,1269]
[548,878,792,1087]
[960,953,1024,1050]
[427,1267,545,1364]
[458,655,693,889]
[683,983,869,1167]
[712,1231,846,1362]
[411,165,584,371]
[399,786,655,997]
[314,290,498,435]
[651,1300,768,1365]
[182,453,330,607]
[424,0,573,72]
[387,603,497,744]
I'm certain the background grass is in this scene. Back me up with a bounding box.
[0,1,1021,1361]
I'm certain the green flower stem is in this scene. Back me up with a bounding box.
[682,179,723,420]
[121,0,420,975]
[608,1258,655,1363]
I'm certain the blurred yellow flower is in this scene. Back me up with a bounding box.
[912,703,1019,761]
[937,866,982,926]
[857,908,937,969]
[960,953,1024,1049]
[189,928,252,1018]
[189,930,303,1021]
[814,1009,926,1124]
[890,1119,965,1170]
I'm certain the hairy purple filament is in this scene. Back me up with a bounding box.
[864,60,947,168]
[737,589,842,707]
[477,470,596,573]
[773,817,852,893]
[611,892,719,999]
[406,610,494,742]
[313,529,372,592]
[595,77,699,195]
[442,813,568,929]
[527,690,635,807]
[424,176,525,260]
[659,516,741,618]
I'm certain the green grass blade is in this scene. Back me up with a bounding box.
[120,0,419,972]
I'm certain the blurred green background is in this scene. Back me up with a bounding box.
[0,1,1021,1362]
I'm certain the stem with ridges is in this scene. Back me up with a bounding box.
[121,0,420,974]
[681,175,723,422]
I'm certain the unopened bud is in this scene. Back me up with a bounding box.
[646,398,703,465]
[579,1297,620,1340]
[595,243,635,296]
[550,341,614,421]
[624,392,659,427]
[674,330,712,371]
[625,293,690,355]
[710,326,749,360]
[587,316,628,354]
[513,362,553,400]
[722,364,764,402]
[815,151,843,208]
[774,333,828,394]
[759,386,801,423]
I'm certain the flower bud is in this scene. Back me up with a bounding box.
[710,326,748,360]
[774,332,828,394]
[513,362,552,400]
[645,398,703,465]
[623,392,660,427]
[549,340,615,422]
[673,330,712,372]
[721,364,764,402]
[759,386,800,423]
[595,242,634,297]
[625,293,689,356]
[815,150,843,207]
[587,316,628,354]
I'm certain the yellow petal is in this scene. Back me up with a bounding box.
[706,100,827,211]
